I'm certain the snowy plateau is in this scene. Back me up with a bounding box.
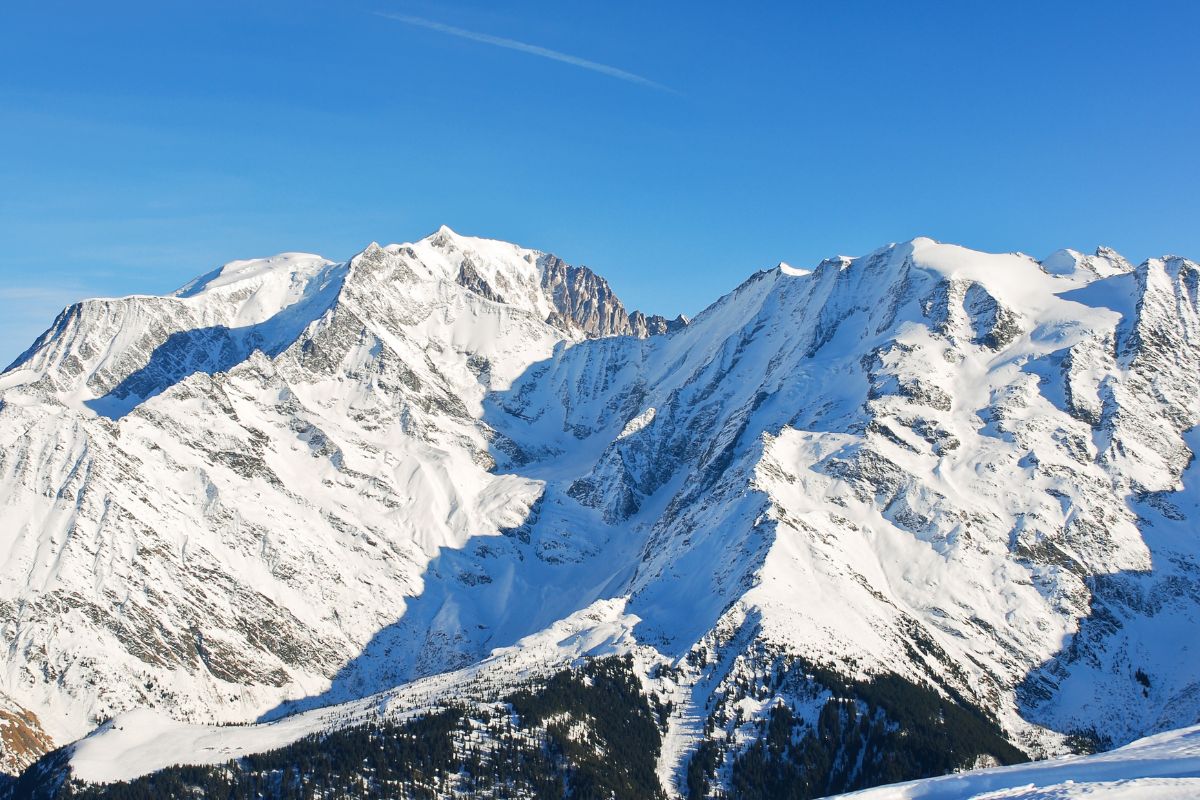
[1,227,1199,798]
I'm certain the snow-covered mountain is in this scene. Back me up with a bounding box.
[0,227,680,774]
[1,228,1198,797]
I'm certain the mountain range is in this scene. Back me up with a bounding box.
[1,227,1198,797]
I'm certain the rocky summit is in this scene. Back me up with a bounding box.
[1,228,1198,797]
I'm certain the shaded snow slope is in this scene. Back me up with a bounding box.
[2,232,1199,796]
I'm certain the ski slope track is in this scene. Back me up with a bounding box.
[0,229,1198,795]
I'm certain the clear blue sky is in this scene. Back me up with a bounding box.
[2,1,1198,365]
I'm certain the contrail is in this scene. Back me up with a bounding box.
[374,12,677,93]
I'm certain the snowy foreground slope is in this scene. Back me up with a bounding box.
[2,229,1199,796]
[829,724,1200,799]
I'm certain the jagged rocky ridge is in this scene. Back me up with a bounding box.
[1,230,1199,797]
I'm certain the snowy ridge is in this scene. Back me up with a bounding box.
[1,231,1199,796]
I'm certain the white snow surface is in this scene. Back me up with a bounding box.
[830,724,1200,799]
[1,231,1199,794]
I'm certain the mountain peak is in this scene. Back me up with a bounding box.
[1040,246,1133,279]
[424,224,460,246]
[777,261,811,277]
[1095,245,1133,271]
[173,252,334,299]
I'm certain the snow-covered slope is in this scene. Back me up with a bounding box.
[2,230,1199,797]
[0,226,675,758]
[829,723,1200,799]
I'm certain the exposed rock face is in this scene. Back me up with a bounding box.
[2,231,1199,795]
[455,257,506,303]
[629,310,690,338]
[539,254,635,337]
[0,694,52,777]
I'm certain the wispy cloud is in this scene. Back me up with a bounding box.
[375,12,677,94]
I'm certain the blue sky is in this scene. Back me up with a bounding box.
[2,1,1198,365]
